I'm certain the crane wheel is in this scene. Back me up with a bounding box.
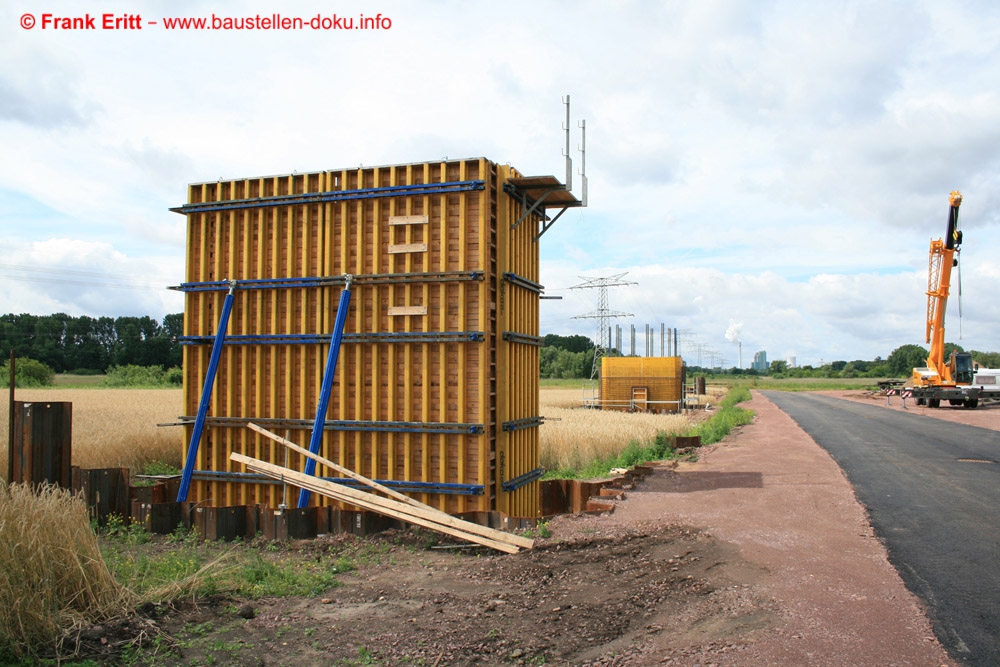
[928,398,941,408]
[965,399,979,409]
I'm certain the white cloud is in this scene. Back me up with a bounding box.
[0,239,183,317]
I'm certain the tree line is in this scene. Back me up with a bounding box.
[542,334,1000,380]
[0,313,183,374]
[5,315,998,381]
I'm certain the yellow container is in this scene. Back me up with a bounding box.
[600,357,684,412]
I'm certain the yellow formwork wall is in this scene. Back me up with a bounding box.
[179,158,542,516]
[600,357,684,412]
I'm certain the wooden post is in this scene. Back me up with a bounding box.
[7,350,13,484]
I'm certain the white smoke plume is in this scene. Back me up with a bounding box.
[725,319,743,344]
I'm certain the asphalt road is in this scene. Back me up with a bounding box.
[762,391,1000,667]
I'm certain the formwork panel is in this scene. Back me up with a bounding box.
[179,158,542,516]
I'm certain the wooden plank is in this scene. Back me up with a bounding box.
[388,306,427,316]
[388,243,428,254]
[231,453,521,554]
[389,215,428,226]
[245,423,533,549]
[249,423,412,504]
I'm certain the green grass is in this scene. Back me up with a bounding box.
[540,377,599,389]
[542,374,887,392]
[724,376,886,391]
[688,387,754,445]
[100,528,350,603]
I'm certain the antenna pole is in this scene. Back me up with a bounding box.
[562,95,572,191]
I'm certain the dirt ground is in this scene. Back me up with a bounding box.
[75,389,981,666]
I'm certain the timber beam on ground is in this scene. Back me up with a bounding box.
[230,453,531,554]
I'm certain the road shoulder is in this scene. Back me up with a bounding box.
[569,389,956,666]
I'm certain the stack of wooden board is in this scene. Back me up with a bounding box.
[231,424,533,553]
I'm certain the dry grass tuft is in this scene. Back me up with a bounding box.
[1,389,183,477]
[540,388,690,471]
[0,481,134,657]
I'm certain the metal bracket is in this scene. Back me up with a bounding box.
[503,96,588,241]
[536,207,569,241]
[509,185,560,232]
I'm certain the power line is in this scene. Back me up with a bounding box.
[0,262,175,280]
[0,275,168,290]
[0,262,176,291]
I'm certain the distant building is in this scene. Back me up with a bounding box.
[752,350,768,372]
[786,356,797,369]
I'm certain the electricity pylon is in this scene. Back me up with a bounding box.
[571,273,636,380]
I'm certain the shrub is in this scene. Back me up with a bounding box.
[101,365,181,388]
[165,366,183,385]
[142,460,181,476]
[0,357,55,388]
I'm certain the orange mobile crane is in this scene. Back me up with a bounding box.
[908,191,999,408]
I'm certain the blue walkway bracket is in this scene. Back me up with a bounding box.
[298,274,353,508]
[177,279,238,502]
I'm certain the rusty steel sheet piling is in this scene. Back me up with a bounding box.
[10,401,73,489]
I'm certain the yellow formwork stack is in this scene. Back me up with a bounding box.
[174,158,543,517]
[600,357,684,413]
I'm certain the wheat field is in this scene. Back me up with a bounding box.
[1,389,184,477]
[539,388,693,471]
[1,385,704,481]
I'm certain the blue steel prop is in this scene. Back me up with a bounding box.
[298,275,353,508]
[177,280,238,502]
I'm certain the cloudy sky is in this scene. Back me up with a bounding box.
[3,0,1000,368]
